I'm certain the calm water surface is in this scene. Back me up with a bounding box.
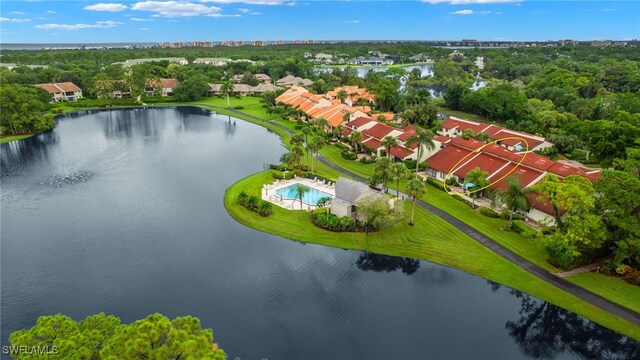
[1,107,638,359]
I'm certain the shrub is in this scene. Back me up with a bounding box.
[451,194,473,207]
[334,142,349,151]
[341,149,357,160]
[479,206,500,218]
[310,211,366,232]
[501,210,525,221]
[237,192,272,217]
[359,156,376,164]
[624,269,640,286]
[511,220,537,237]
[426,177,451,192]
[272,171,295,180]
[51,108,63,114]
[445,177,458,186]
[234,105,244,110]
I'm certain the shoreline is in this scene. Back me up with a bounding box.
[7,101,639,340]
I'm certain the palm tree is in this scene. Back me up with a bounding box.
[405,176,426,226]
[312,117,329,132]
[391,162,408,199]
[406,128,436,173]
[464,167,490,208]
[334,124,344,139]
[372,157,393,193]
[221,80,234,107]
[493,176,532,230]
[301,126,312,164]
[310,136,326,174]
[381,135,398,159]
[349,130,363,154]
[295,184,310,210]
[290,134,305,148]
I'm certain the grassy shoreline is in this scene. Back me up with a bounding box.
[16,96,639,338]
[225,170,640,340]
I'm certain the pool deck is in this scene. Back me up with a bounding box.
[262,177,336,211]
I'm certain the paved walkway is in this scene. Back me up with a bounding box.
[222,107,640,327]
[555,259,605,278]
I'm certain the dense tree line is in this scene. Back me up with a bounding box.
[9,313,226,359]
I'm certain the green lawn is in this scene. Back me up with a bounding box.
[567,273,640,314]
[225,170,640,340]
[438,107,489,122]
[0,134,32,143]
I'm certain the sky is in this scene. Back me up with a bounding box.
[0,0,639,43]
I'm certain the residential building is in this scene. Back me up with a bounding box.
[35,82,83,102]
[330,178,382,219]
[146,78,178,97]
[276,75,314,87]
[438,117,553,152]
[119,57,188,67]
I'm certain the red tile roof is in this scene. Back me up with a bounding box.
[346,117,375,129]
[362,137,382,150]
[426,145,473,175]
[452,152,510,179]
[36,82,82,93]
[363,123,396,140]
[389,146,414,159]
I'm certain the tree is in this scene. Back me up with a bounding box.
[400,102,438,128]
[309,135,326,174]
[357,195,405,232]
[493,176,531,230]
[349,130,363,154]
[464,167,490,207]
[294,184,310,210]
[370,157,393,192]
[301,126,312,164]
[405,176,426,226]
[443,83,470,110]
[594,170,640,270]
[173,75,210,102]
[535,175,605,268]
[9,313,226,360]
[337,89,347,102]
[280,150,301,170]
[406,128,436,173]
[391,162,408,199]
[316,196,332,214]
[221,80,234,107]
[0,84,53,135]
[381,135,398,159]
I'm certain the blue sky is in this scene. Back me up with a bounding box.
[1,1,638,43]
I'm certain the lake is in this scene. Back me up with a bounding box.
[1,107,637,359]
[315,63,434,78]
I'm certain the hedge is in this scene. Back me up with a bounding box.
[511,220,537,237]
[501,210,525,221]
[451,194,474,208]
[426,177,451,192]
[479,206,500,218]
[310,210,366,232]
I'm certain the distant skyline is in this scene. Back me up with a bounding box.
[1,1,639,43]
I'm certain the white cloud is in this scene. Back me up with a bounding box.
[424,0,520,4]
[131,17,154,21]
[450,9,473,15]
[140,27,149,30]
[249,11,261,14]
[238,7,251,12]
[0,17,32,23]
[207,13,241,17]
[35,20,123,30]
[47,10,56,14]
[10,11,26,15]
[131,1,223,17]
[84,3,128,12]
[200,0,284,4]
[344,20,360,23]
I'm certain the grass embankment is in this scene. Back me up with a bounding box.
[0,134,33,143]
[438,107,489,123]
[225,170,640,340]
[567,273,640,315]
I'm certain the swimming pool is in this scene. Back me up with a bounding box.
[275,183,334,205]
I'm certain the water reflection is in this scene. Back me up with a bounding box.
[1,131,59,174]
[355,252,420,275]
[490,282,640,360]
